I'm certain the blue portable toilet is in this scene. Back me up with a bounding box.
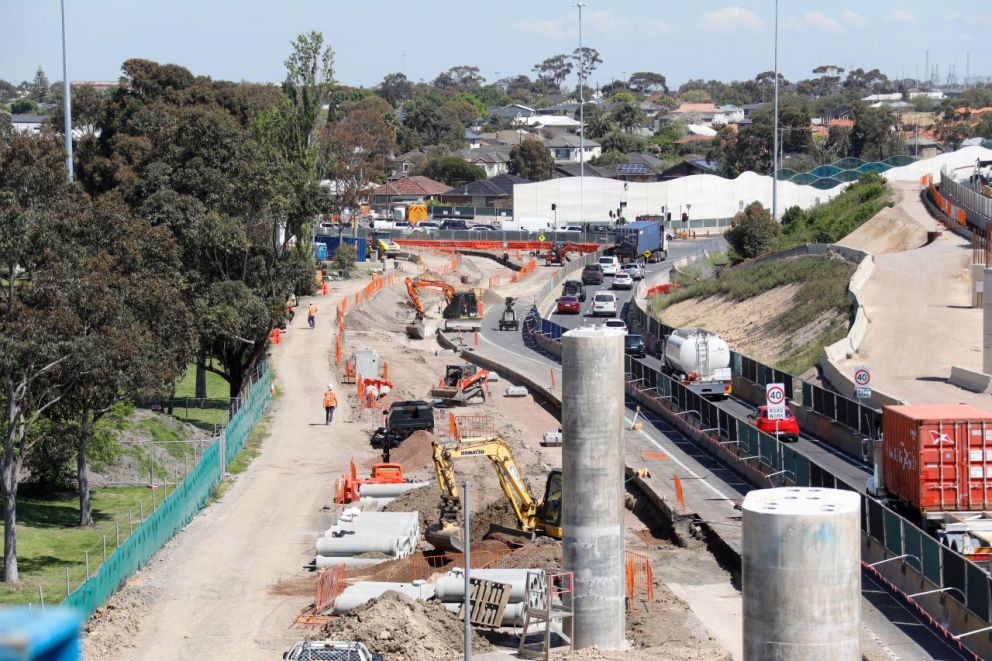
[0,607,82,661]
[315,243,328,261]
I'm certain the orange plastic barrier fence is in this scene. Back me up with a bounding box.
[293,565,345,626]
[268,328,282,344]
[626,551,655,607]
[398,240,600,252]
[488,275,500,288]
[449,414,497,440]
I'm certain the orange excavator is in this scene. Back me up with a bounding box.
[404,277,482,338]
[545,241,584,266]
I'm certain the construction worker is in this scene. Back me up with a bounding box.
[323,384,337,424]
[286,296,297,322]
[307,302,318,328]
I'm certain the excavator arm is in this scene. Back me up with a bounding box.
[405,277,455,318]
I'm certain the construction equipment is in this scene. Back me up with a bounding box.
[425,436,563,552]
[370,231,401,257]
[430,364,489,406]
[498,296,519,331]
[544,241,583,266]
[404,277,482,338]
[335,461,407,504]
[369,400,434,461]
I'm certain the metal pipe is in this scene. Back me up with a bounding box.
[909,586,964,599]
[867,554,914,567]
[463,478,471,661]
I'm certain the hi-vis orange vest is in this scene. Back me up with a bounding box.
[308,304,317,317]
[323,389,337,407]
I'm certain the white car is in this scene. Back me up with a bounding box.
[591,292,618,317]
[604,319,628,333]
[612,272,634,290]
[622,263,644,280]
[562,225,583,232]
[598,256,619,276]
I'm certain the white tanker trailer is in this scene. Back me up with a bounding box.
[661,328,732,399]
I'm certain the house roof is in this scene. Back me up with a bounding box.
[370,176,451,196]
[554,163,614,178]
[521,115,581,128]
[955,107,992,116]
[547,134,600,148]
[828,118,854,128]
[625,152,664,169]
[673,102,720,114]
[464,129,481,140]
[11,114,45,123]
[673,134,714,145]
[478,130,541,146]
[458,147,511,164]
[442,174,532,198]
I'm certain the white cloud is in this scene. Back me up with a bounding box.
[804,11,846,34]
[890,9,917,23]
[702,6,764,32]
[513,18,567,39]
[842,10,867,28]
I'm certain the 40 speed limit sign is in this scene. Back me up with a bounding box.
[854,367,871,399]
[765,383,787,420]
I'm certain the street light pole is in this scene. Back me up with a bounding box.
[771,0,779,221]
[60,0,73,183]
[576,2,587,226]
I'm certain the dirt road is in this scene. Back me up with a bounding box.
[86,274,384,660]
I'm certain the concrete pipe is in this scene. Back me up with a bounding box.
[358,482,429,498]
[562,327,626,650]
[332,582,436,614]
[435,577,525,603]
[357,496,394,510]
[315,555,389,569]
[743,487,861,661]
[316,535,400,557]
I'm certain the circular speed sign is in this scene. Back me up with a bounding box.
[854,369,870,386]
[766,384,786,405]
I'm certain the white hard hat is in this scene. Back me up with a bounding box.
[327,383,334,389]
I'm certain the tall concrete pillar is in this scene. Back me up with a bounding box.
[561,327,626,650]
[983,269,992,374]
[743,487,861,660]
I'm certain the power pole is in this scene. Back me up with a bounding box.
[60,0,73,183]
[772,0,779,222]
[576,2,587,226]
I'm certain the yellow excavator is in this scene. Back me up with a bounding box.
[425,436,562,552]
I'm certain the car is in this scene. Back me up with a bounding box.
[562,225,583,232]
[748,405,800,442]
[439,219,470,230]
[581,263,604,285]
[604,318,627,333]
[556,295,581,314]
[591,292,617,317]
[598,255,619,276]
[472,224,498,231]
[621,263,644,280]
[612,271,634,290]
[590,224,612,233]
[393,221,414,234]
[561,279,586,302]
[418,221,440,230]
[624,334,646,357]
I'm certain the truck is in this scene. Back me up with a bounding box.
[868,404,992,560]
[614,220,667,263]
[660,328,732,399]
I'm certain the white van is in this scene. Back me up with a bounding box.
[598,255,619,276]
[592,292,618,317]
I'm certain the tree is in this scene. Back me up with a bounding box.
[779,105,812,154]
[401,93,463,149]
[30,67,49,103]
[0,80,16,102]
[825,125,852,159]
[281,31,335,168]
[725,202,779,262]
[48,85,105,136]
[532,55,573,91]
[433,66,484,92]
[679,89,712,103]
[612,102,644,133]
[417,156,485,186]
[9,98,37,115]
[628,72,668,95]
[599,131,646,154]
[590,150,628,166]
[572,47,602,85]
[608,91,637,104]
[850,104,900,160]
[377,72,414,107]
[584,110,615,140]
[508,139,554,181]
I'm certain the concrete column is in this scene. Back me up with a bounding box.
[984,270,992,374]
[743,487,861,661]
[971,264,985,308]
[561,327,626,650]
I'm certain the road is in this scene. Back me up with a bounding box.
[474,237,971,661]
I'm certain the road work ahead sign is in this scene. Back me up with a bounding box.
[765,383,787,420]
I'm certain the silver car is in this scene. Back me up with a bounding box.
[621,263,644,280]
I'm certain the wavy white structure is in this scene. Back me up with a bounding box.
[511,146,992,225]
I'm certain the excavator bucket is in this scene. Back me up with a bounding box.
[405,319,436,340]
[425,523,465,553]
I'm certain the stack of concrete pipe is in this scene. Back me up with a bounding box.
[354,481,427,510]
[435,568,543,627]
[315,510,420,569]
[332,581,436,614]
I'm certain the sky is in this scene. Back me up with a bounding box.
[2,1,991,91]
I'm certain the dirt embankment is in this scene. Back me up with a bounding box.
[836,182,936,255]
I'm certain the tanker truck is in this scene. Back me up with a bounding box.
[660,328,732,399]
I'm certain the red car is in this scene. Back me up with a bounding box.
[556,295,581,314]
[748,405,800,442]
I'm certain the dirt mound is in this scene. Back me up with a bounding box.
[384,483,442,518]
[388,430,437,474]
[470,498,519,543]
[837,183,934,255]
[315,590,492,660]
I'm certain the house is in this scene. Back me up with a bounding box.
[464,129,482,150]
[457,146,512,178]
[671,102,720,124]
[519,114,581,133]
[742,103,765,118]
[614,153,667,183]
[10,114,45,135]
[714,105,745,125]
[827,118,854,129]
[370,176,451,207]
[489,104,536,120]
[387,148,429,179]
[638,101,663,117]
[861,93,903,104]
[546,134,601,163]
[438,174,531,208]
[658,157,719,180]
[539,100,580,116]
[477,129,541,147]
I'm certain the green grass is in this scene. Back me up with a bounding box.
[0,487,167,606]
[170,363,231,430]
[651,256,856,375]
[136,418,195,460]
[173,364,229,399]
[778,172,892,248]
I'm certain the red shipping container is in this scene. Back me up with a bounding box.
[882,404,992,515]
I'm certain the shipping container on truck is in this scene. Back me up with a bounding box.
[614,220,667,263]
[870,404,992,559]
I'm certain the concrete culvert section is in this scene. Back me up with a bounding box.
[742,487,861,660]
